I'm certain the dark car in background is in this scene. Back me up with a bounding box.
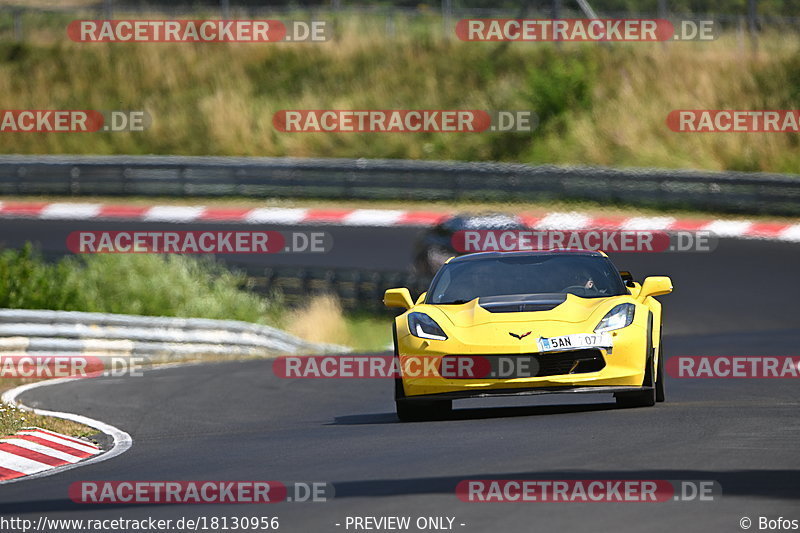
[412,213,527,277]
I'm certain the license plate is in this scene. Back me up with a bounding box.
[538,333,612,353]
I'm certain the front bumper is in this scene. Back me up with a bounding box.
[397,324,649,398]
[399,385,653,402]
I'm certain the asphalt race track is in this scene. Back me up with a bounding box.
[1,222,799,532]
[0,219,415,271]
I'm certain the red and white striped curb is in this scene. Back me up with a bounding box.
[1,201,798,242]
[0,427,101,482]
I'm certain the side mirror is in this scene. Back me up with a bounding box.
[638,276,673,301]
[627,281,642,298]
[415,292,427,305]
[384,288,414,309]
[619,270,636,287]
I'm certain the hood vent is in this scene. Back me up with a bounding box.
[479,293,567,313]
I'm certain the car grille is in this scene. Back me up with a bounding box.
[440,349,606,379]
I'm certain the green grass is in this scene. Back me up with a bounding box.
[0,400,97,439]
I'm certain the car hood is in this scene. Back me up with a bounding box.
[419,293,627,328]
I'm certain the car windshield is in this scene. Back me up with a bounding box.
[427,254,627,304]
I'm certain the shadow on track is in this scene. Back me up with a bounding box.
[331,401,619,425]
[331,469,800,501]
[3,469,797,515]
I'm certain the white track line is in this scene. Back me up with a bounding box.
[0,378,132,484]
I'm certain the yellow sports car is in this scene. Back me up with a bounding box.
[384,250,672,421]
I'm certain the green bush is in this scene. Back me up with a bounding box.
[525,48,598,131]
[0,245,283,325]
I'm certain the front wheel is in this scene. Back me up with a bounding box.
[655,335,665,403]
[615,313,657,408]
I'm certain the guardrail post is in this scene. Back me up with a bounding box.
[12,8,23,41]
[70,166,80,194]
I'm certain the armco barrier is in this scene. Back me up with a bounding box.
[248,267,431,311]
[0,309,348,361]
[1,155,799,216]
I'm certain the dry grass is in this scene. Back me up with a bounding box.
[285,294,351,346]
[0,21,797,170]
[534,34,800,173]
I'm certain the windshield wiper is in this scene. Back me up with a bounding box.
[437,299,472,305]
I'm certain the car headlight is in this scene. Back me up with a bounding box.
[408,312,448,341]
[594,303,635,333]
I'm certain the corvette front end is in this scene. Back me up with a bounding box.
[384,250,672,420]
[395,294,651,398]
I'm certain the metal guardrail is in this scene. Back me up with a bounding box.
[0,309,348,361]
[247,267,431,312]
[1,155,798,216]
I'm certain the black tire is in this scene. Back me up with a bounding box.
[396,399,453,422]
[655,331,666,403]
[615,312,657,408]
[391,322,453,421]
[392,323,405,401]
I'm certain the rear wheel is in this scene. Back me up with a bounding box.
[615,312,657,408]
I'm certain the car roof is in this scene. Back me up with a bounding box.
[449,250,606,263]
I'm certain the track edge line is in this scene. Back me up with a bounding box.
[0,378,132,485]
